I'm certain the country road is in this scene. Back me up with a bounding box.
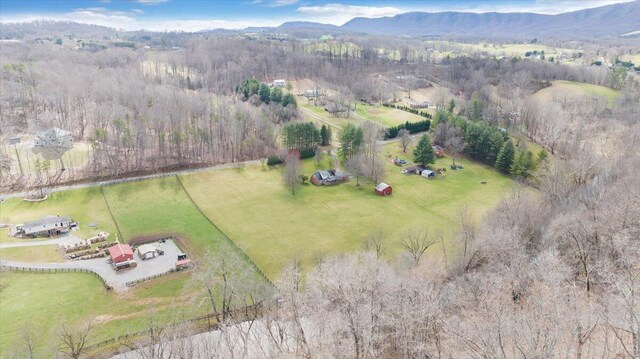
[0,160,261,201]
[0,123,423,201]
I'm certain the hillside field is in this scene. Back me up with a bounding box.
[1,143,517,356]
[532,80,621,107]
[355,103,427,127]
[179,142,516,279]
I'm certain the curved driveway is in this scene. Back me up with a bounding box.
[1,239,183,291]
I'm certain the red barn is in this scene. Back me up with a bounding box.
[108,243,134,264]
[375,183,392,196]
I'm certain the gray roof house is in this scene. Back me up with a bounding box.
[310,169,349,186]
[20,216,71,237]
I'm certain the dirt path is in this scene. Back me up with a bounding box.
[300,108,343,130]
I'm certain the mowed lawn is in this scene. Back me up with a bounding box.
[0,186,118,244]
[355,103,426,127]
[180,142,516,279]
[0,270,196,358]
[101,176,233,256]
[1,177,265,357]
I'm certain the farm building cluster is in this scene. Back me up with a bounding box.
[9,215,192,273]
[310,169,350,186]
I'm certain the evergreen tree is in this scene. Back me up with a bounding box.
[486,131,505,164]
[470,98,484,121]
[283,122,320,151]
[270,86,283,104]
[447,99,456,114]
[495,140,515,173]
[413,134,436,166]
[339,124,364,159]
[510,150,535,178]
[238,78,260,99]
[320,125,330,146]
[281,93,297,108]
[258,83,271,103]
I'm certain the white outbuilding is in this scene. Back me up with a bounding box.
[137,244,158,260]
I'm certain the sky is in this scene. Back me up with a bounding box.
[0,0,635,31]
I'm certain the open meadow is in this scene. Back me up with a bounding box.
[179,142,516,279]
[0,177,263,357]
[532,80,621,107]
[355,103,426,127]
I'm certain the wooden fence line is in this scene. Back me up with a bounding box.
[174,174,274,287]
[1,264,112,290]
[84,303,266,353]
[100,185,125,241]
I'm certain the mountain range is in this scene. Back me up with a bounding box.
[2,1,639,40]
[339,0,640,38]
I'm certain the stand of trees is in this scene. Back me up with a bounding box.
[282,122,320,154]
[385,120,431,139]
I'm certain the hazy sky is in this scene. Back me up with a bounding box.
[0,0,635,31]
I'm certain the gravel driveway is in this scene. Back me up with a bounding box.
[1,239,185,291]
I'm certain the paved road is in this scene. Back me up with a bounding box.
[0,160,261,201]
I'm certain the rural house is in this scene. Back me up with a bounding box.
[375,183,393,196]
[17,216,71,237]
[310,169,349,186]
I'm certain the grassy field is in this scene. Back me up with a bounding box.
[0,186,118,244]
[532,80,620,108]
[0,245,64,263]
[180,142,516,279]
[3,140,90,176]
[0,177,264,357]
[1,140,518,355]
[355,103,426,127]
[300,101,366,130]
[0,270,197,358]
[619,53,640,65]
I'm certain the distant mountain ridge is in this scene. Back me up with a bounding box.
[2,1,639,39]
[341,1,640,38]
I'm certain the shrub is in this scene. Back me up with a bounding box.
[267,155,283,166]
[299,147,316,159]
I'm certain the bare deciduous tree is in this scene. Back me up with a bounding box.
[398,129,412,153]
[283,152,302,196]
[399,229,436,266]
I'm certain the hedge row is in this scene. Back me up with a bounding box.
[385,120,431,139]
[382,103,433,119]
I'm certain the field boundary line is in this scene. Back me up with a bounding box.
[174,174,274,287]
[301,108,343,130]
[100,185,125,242]
[1,264,113,290]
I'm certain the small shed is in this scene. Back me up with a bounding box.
[421,170,436,178]
[272,79,286,87]
[375,183,392,196]
[108,243,134,264]
[137,244,157,260]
